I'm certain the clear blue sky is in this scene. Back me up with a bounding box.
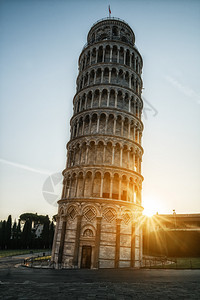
[0,0,200,220]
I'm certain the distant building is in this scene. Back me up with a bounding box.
[34,224,44,238]
[143,213,200,257]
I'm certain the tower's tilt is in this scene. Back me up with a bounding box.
[51,17,144,269]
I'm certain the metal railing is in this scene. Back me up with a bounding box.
[91,17,131,27]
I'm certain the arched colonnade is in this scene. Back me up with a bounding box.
[74,87,142,117]
[71,112,143,144]
[62,169,142,204]
[77,66,142,96]
[80,44,142,75]
[67,139,142,173]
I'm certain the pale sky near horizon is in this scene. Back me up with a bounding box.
[0,0,200,221]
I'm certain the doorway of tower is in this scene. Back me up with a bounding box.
[81,246,92,268]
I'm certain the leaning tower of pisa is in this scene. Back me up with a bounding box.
[51,17,144,269]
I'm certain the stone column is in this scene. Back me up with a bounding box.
[58,217,67,264]
[107,91,110,107]
[99,91,102,107]
[133,184,135,202]
[94,72,96,85]
[120,146,123,167]
[82,120,85,135]
[133,153,136,171]
[137,103,139,117]
[109,69,111,83]
[95,50,98,63]
[118,177,122,200]
[91,173,95,196]
[115,218,122,268]
[85,144,89,164]
[133,126,136,142]
[115,92,118,108]
[112,146,115,165]
[110,47,113,62]
[131,221,135,267]
[61,180,66,199]
[109,176,113,198]
[103,144,106,163]
[74,176,78,197]
[105,116,108,133]
[89,116,92,134]
[51,216,60,263]
[117,49,119,63]
[78,147,82,165]
[89,51,92,65]
[102,48,105,62]
[137,129,140,143]
[80,98,82,111]
[72,123,76,138]
[82,175,86,197]
[127,149,130,168]
[97,115,100,133]
[121,118,124,136]
[100,175,104,197]
[113,117,117,135]
[123,51,126,65]
[101,70,104,83]
[129,74,131,89]
[94,217,102,268]
[67,178,71,198]
[128,121,131,139]
[73,215,82,267]
[129,98,131,112]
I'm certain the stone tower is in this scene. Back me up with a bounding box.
[51,17,144,269]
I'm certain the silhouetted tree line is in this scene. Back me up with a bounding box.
[0,213,55,250]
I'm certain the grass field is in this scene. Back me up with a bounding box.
[0,249,51,258]
[151,257,200,269]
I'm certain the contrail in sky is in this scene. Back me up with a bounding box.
[0,158,51,175]
[165,75,200,104]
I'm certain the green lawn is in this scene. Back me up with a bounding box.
[0,249,51,258]
[150,257,200,269]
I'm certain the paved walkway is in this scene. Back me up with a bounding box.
[0,257,200,299]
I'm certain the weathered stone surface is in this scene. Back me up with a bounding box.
[120,247,131,260]
[99,246,115,259]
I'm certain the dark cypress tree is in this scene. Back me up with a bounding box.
[49,221,55,248]
[41,216,50,248]
[16,219,21,248]
[5,215,12,249]
[21,219,32,248]
[12,220,17,249]
[0,221,5,249]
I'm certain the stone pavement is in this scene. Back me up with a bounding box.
[0,262,200,299]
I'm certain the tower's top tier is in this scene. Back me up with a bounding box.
[87,17,135,47]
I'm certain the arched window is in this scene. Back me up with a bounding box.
[112,26,118,37]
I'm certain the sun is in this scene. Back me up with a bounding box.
[142,196,162,217]
[143,208,155,217]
